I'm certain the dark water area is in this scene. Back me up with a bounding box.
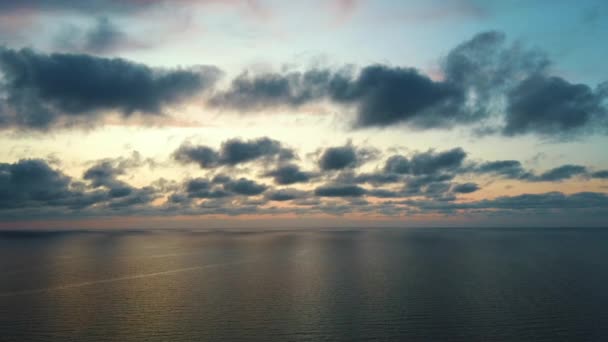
[1,228,607,341]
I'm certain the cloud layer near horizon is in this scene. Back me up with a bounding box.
[1,137,607,222]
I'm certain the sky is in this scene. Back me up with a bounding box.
[0,0,607,229]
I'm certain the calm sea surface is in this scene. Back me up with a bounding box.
[1,228,607,341]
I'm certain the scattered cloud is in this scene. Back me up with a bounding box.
[174,137,295,168]
[1,140,607,221]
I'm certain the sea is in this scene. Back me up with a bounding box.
[1,228,607,341]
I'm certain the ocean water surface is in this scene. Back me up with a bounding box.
[1,228,607,341]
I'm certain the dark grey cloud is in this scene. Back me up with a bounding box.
[211,65,465,129]
[405,191,608,212]
[83,161,124,188]
[223,178,267,195]
[473,160,529,179]
[367,189,403,198]
[83,151,153,190]
[265,188,309,201]
[0,47,221,129]
[452,182,480,194]
[318,144,377,171]
[182,175,269,199]
[107,186,156,209]
[409,148,466,175]
[168,193,190,204]
[263,164,313,185]
[449,31,607,138]
[314,184,366,197]
[354,172,402,186]
[444,31,549,97]
[535,164,588,182]
[384,155,411,174]
[0,159,73,209]
[423,182,455,200]
[332,65,464,128]
[486,191,608,210]
[211,174,232,184]
[174,137,294,168]
[504,75,607,136]
[210,69,336,110]
[0,158,160,214]
[402,173,455,195]
[378,148,466,181]
[174,145,219,168]
[220,137,293,165]
[592,170,608,179]
[82,158,160,206]
[470,161,590,182]
[319,145,358,170]
[185,178,229,199]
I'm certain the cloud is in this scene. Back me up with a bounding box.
[54,17,134,54]
[366,189,403,198]
[382,148,466,177]
[208,30,606,138]
[471,161,590,182]
[1,138,607,222]
[265,188,309,201]
[592,170,608,179]
[337,65,465,128]
[443,31,549,93]
[407,191,608,211]
[441,31,606,137]
[354,172,402,186]
[451,182,480,194]
[472,160,529,179]
[223,178,267,195]
[384,155,411,174]
[0,158,150,213]
[504,75,607,136]
[211,65,465,129]
[210,69,337,110]
[318,145,358,170]
[1,29,604,138]
[182,175,268,198]
[174,145,220,168]
[85,17,125,52]
[318,143,377,171]
[409,148,466,175]
[353,147,467,187]
[220,137,294,165]
[82,157,160,206]
[0,47,221,129]
[314,184,366,197]
[534,165,588,182]
[83,161,125,188]
[0,159,73,209]
[83,151,154,191]
[174,137,295,168]
[185,178,229,199]
[263,164,313,185]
